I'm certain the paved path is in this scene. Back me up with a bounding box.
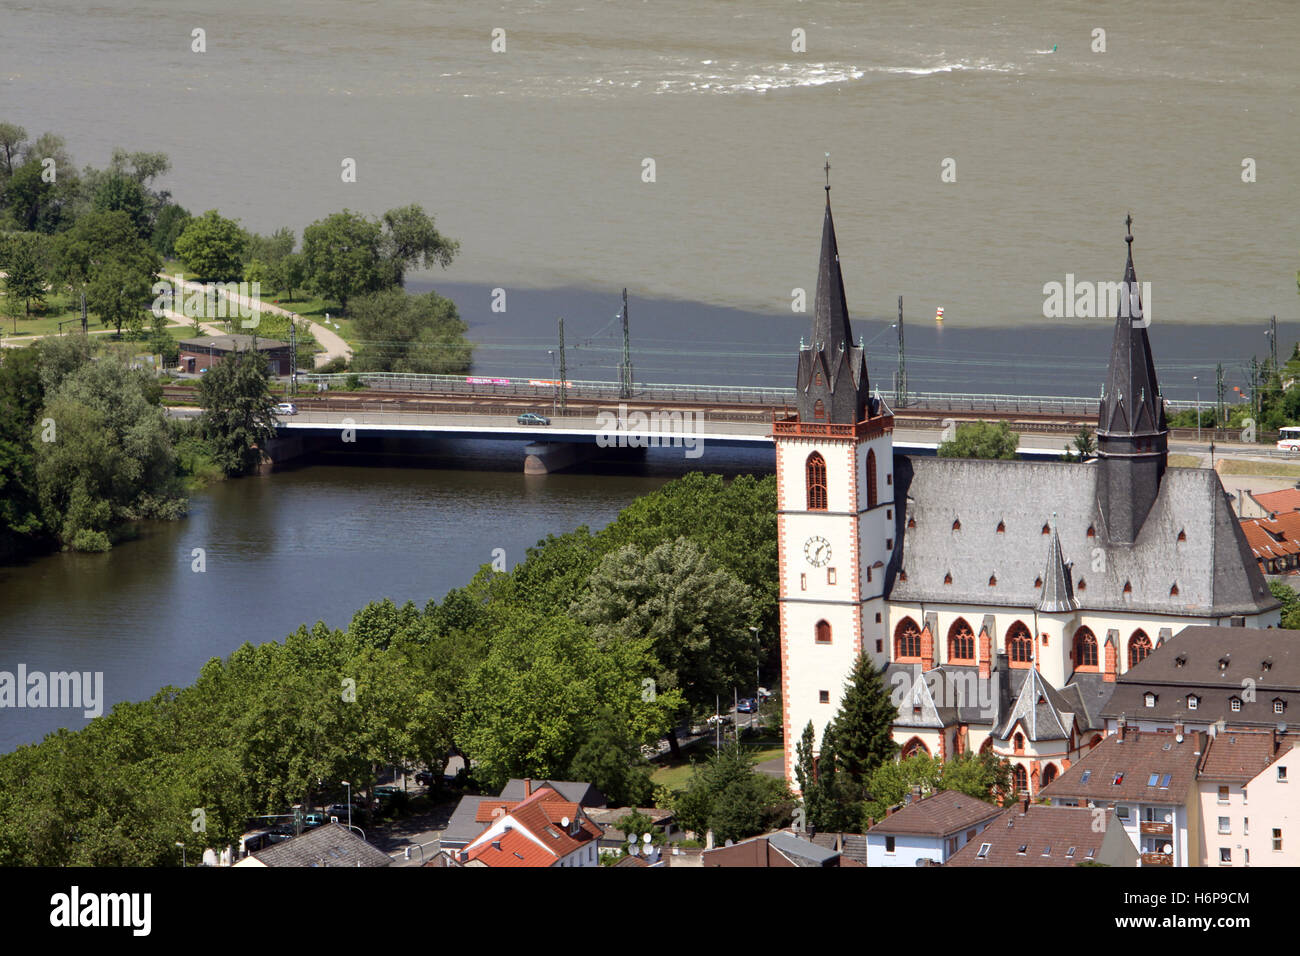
[164,275,353,367]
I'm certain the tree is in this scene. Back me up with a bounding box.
[0,345,45,556]
[86,257,151,337]
[2,233,48,317]
[197,345,278,477]
[862,754,943,822]
[93,173,149,237]
[0,122,25,178]
[52,210,161,335]
[33,355,184,550]
[1269,581,1300,629]
[348,288,472,374]
[670,743,794,843]
[174,209,248,282]
[1061,426,1097,462]
[825,653,899,783]
[378,203,459,287]
[938,420,1019,460]
[150,203,191,259]
[574,537,758,758]
[301,210,384,312]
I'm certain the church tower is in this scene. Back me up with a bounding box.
[1096,217,1168,544]
[775,167,895,787]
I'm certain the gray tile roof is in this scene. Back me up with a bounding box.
[440,795,492,850]
[249,823,391,868]
[888,458,1277,618]
[767,830,840,866]
[1038,522,1079,613]
[498,779,606,807]
[999,668,1073,741]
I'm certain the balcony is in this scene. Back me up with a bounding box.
[1141,852,1175,867]
[772,413,893,441]
[1140,821,1173,836]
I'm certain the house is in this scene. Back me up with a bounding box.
[1039,724,1202,867]
[774,191,1279,793]
[178,334,294,376]
[455,784,603,867]
[1239,512,1300,575]
[1102,625,1300,735]
[1238,487,1300,520]
[945,801,1138,867]
[1195,726,1296,867]
[702,830,844,868]
[232,822,392,867]
[585,806,676,853]
[865,789,1003,866]
[441,777,607,851]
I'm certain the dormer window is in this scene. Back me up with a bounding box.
[1034,576,1043,588]
[1275,699,1286,715]
[1086,525,1095,539]
[1177,529,1186,542]
[1170,583,1179,596]
[1144,692,1157,708]
[907,516,916,529]
[1230,697,1242,713]
[989,574,997,587]
[1077,578,1086,591]
[1219,657,1231,671]
[1262,658,1274,672]
[899,570,908,582]
[997,520,1006,533]
[1188,695,1199,710]
[1042,523,1050,535]
[944,572,953,585]
[1122,581,1132,595]
[952,518,961,531]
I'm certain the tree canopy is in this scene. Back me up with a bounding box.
[937,419,1020,460]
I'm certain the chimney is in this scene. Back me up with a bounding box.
[491,839,502,851]
[1118,715,1128,741]
[1021,794,1030,815]
[909,784,922,804]
[978,627,992,678]
[920,625,934,671]
[1174,721,1185,739]
[525,778,532,796]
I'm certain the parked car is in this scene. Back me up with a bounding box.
[274,402,298,416]
[301,812,328,829]
[415,771,435,786]
[737,697,758,713]
[517,412,551,426]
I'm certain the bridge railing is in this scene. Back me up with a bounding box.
[297,372,1205,415]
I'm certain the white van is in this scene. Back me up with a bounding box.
[1278,426,1300,452]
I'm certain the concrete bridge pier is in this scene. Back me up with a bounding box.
[259,434,331,473]
[523,441,598,475]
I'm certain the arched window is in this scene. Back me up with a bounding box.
[895,617,922,660]
[1073,627,1098,670]
[866,448,878,509]
[1128,630,1152,668]
[1013,732,1025,754]
[900,737,931,759]
[1041,763,1058,788]
[1088,734,1102,751]
[979,738,994,755]
[813,399,826,420]
[815,620,831,644]
[1007,621,1033,664]
[806,452,827,511]
[948,618,975,662]
[1012,764,1029,794]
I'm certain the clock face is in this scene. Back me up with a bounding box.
[804,536,832,567]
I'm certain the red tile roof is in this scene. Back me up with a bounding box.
[1250,488,1300,515]
[1040,729,1202,803]
[1239,511,1300,562]
[867,789,1003,837]
[1197,728,1295,783]
[462,785,602,867]
[945,805,1118,867]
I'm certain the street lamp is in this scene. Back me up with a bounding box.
[1193,375,1201,443]
[341,781,352,831]
[749,626,761,731]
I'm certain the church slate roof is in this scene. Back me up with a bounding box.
[1058,673,1114,732]
[1037,522,1079,613]
[998,668,1073,741]
[1098,229,1163,439]
[888,458,1277,618]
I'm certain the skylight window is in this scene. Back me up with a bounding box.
[1147,773,1159,787]
[1066,846,1076,858]
[976,843,990,859]
[1160,774,1172,789]
[1080,770,1091,784]
[1113,772,1124,785]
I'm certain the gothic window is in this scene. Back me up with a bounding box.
[1014,732,1025,754]
[1041,763,1058,788]
[948,618,975,662]
[815,620,831,644]
[866,448,878,508]
[1007,622,1033,664]
[1013,764,1029,794]
[901,737,930,759]
[895,617,922,660]
[806,452,827,511]
[1073,627,1098,669]
[1128,630,1152,668]
[813,399,826,420]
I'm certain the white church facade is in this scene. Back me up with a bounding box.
[774,188,1281,796]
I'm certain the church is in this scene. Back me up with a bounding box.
[774,184,1280,797]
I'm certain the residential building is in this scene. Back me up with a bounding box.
[178,334,294,376]
[1196,726,1296,867]
[232,822,391,868]
[702,830,845,867]
[1238,487,1300,520]
[865,789,1003,866]
[1239,512,1300,575]
[945,801,1138,867]
[774,188,1279,793]
[1040,725,1202,866]
[1102,625,1300,736]
[442,777,606,851]
[455,784,603,867]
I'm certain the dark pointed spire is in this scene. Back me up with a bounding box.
[1096,215,1168,544]
[812,187,854,355]
[795,163,872,425]
[1098,214,1163,437]
[1037,515,1078,613]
